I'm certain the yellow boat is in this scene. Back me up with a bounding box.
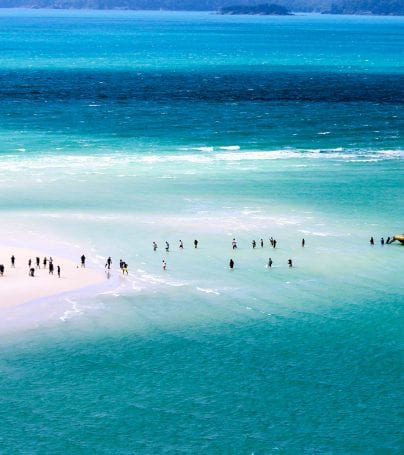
[391,234,404,245]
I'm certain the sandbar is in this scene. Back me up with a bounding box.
[0,244,106,309]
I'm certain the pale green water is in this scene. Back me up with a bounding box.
[0,10,403,453]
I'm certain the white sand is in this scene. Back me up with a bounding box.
[0,244,106,309]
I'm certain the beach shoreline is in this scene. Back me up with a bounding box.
[0,243,107,309]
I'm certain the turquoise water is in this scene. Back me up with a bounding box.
[0,10,403,453]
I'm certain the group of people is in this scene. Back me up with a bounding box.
[153,239,199,253]
[0,255,61,278]
[149,237,303,271]
[370,236,395,246]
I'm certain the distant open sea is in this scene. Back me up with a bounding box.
[0,10,403,453]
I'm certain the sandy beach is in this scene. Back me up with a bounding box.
[0,244,106,309]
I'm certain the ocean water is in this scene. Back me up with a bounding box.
[0,10,403,453]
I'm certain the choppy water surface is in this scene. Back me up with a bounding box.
[0,10,403,453]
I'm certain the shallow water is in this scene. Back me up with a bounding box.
[0,10,403,453]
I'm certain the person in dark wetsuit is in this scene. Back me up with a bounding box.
[81,254,86,267]
[370,237,374,245]
[194,239,198,249]
[43,257,47,269]
[260,239,264,248]
[302,238,305,247]
[386,236,391,244]
[267,258,273,268]
[49,262,54,275]
[36,257,40,269]
[232,239,237,250]
[381,237,385,246]
[179,240,184,249]
[165,242,170,252]
[288,259,293,268]
[11,255,15,268]
[252,240,256,249]
[153,242,158,251]
[0,264,4,276]
[273,239,277,248]
[106,257,112,269]
[57,265,61,278]
[29,267,35,277]
[229,259,234,269]
[28,258,32,268]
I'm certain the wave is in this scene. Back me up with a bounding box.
[0,148,402,172]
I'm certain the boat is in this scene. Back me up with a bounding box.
[389,234,404,244]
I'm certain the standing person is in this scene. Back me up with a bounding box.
[267,258,273,268]
[122,262,128,275]
[0,264,4,276]
[57,265,61,278]
[165,241,170,252]
[229,259,235,269]
[28,258,32,268]
[381,237,385,246]
[49,262,54,275]
[81,254,86,267]
[370,236,374,245]
[11,255,15,268]
[252,240,256,249]
[273,239,277,248]
[119,259,124,271]
[179,240,184,249]
[232,239,237,250]
[302,238,305,247]
[43,257,47,269]
[29,267,35,277]
[162,260,167,271]
[153,242,158,251]
[288,259,293,268]
[194,239,198,249]
[260,239,264,248]
[270,237,274,247]
[106,256,112,269]
[36,257,40,269]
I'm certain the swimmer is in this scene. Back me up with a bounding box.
[232,239,237,250]
[229,259,234,269]
[302,238,305,247]
[381,237,385,246]
[288,259,293,268]
[267,258,273,268]
[260,239,264,248]
[252,240,256,249]
[194,239,198,249]
[179,240,184,249]
[153,241,158,251]
[165,241,170,252]
[162,260,167,271]
[29,267,35,277]
[370,236,374,245]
